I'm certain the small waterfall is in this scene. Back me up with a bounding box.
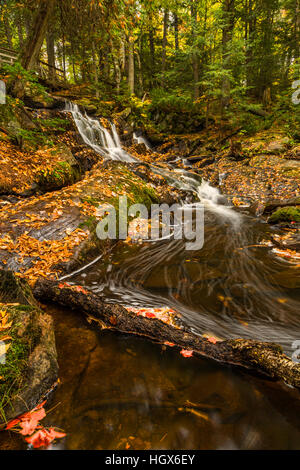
[65,102,137,163]
[67,101,240,224]
[196,180,241,224]
[133,132,152,150]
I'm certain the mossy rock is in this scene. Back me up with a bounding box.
[0,270,57,425]
[35,161,81,192]
[268,206,300,224]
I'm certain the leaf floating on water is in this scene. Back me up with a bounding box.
[277,298,288,304]
[180,349,193,358]
[5,400,66,449]
[25,428,66,449]
[164,341,175,347]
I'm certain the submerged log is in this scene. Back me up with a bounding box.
[33,278,300,390]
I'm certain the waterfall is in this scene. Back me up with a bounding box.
[65,102,137,163]
[133,132,152,150]
[66,101,240,224]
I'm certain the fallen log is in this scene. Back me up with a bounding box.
[33,278,300,390]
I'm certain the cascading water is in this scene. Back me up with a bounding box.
[66,102,137,162]
[133,131,152,150]
[66,103,300,356]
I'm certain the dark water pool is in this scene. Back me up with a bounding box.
[2,306,300,450]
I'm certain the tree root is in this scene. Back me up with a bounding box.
[33,278,300,390]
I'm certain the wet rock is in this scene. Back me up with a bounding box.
[265,139,289,155]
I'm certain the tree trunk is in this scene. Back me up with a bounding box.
[46,25,56,83]
[191,0,199,100]
[16,11,24,49]
[221,0,235,111]
[136,45,144,96]
[149,25,155,88]
[295,0,300,60]
[161,9,169,88]
[174,13,179,51]
[128,37,135,94]
[4,17,13,49]
[33,279,300,390]
[20,0,55,71]
[111,40,121,94]
[92,41,99,98]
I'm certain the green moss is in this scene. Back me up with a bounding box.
[35,161,81,191]
[80,196,100,207]
[78,215,98,232]
[0,305,39,420]
[269,206,300,224]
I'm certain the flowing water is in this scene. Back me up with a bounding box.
[66,102,300,356]
[5,103,297,450]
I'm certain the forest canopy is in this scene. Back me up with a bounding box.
[0,0,299,115]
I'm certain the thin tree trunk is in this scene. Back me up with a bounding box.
[128,37,135,94]
[174,13,179,51]
[20,0,55,71]
[161,9,169,88]
[92,41,99,98]
[16,11,24,49]
[70,40,77,83]
[191,0,199,100]
[296,0,300,59]
[221,0,235,111]
[136,45,144,95]
[4,17,13,49]
[111,40,121,94]
[46,25,56,82]
[149,24,155,88]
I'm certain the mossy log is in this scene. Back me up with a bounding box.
[34,278,300,390]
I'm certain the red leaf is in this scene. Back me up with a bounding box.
[180,349,193,358]
[74,285,88,294]
[25,428,66,449]
[207,336,218,344]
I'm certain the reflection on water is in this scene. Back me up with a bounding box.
[36,308,300,450]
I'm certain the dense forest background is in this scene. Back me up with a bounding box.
[0,0,299,135]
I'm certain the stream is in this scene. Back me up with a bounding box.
[66,103,300,356]
[3,104,299,450]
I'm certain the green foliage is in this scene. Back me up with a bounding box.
[15,128,54,149]
[2,62,49,102]
[36,117,70,133]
